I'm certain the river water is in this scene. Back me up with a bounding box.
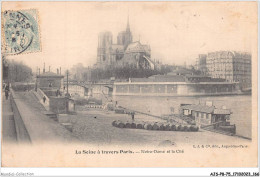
[112,95,252,139]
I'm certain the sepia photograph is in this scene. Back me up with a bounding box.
[1,1,258,169]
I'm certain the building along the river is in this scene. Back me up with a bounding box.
[113,73,241,96]
[36,71,64,90]
[35,67,75,114]
[206,51,251,89]
[195,54,207,75]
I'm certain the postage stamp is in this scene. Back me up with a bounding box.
[2,9,41,55]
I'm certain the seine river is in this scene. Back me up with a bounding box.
[112,95,252,139]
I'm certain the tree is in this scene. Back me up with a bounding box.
[5,59,33,82]
[89,66,165,81]
[2,55,9,82]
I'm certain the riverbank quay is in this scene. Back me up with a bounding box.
[4,89,250,147]
[67,108,250,146]
[2,91,253,168]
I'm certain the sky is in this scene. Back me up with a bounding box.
[2,2,257,73]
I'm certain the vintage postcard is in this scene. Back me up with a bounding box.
[1,1,258,168]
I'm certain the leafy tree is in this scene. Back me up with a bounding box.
[89,65,172,81]
[4,59,33,82]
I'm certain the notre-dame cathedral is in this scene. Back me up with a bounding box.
[96,17,156,70]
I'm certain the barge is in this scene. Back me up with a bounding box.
[179,102,236,135]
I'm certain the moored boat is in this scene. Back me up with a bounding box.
[179,102,236,135]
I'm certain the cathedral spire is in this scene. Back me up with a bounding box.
[126,12,130,32]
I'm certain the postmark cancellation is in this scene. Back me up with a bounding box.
[1,9,41,55]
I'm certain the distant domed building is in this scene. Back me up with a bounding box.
[96,16,156,70]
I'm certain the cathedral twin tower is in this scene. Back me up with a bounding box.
[96,16,154,70]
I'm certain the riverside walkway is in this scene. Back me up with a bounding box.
[3,90,78,144]
[2,93,17,143]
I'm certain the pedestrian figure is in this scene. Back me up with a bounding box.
[4,83,9,100]
[5,83,9,92]
[56,89,59,97]
[43,96,46,103]
[131,112,135,121]
[5,89,9,100]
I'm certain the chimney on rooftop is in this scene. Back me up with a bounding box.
[57,68,59,74]
[43,63,45,73]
